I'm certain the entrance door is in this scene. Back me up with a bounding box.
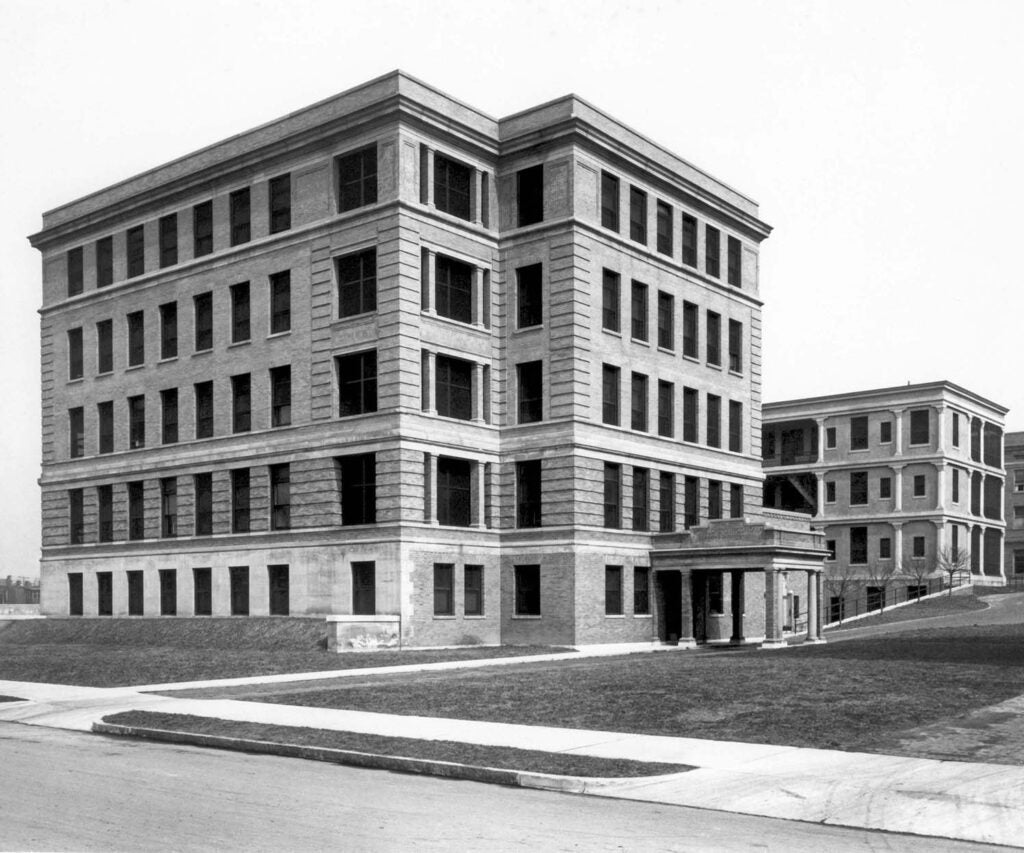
[97,572,113,616]
[68,573,83,616]
[159,570,177,616]
[127,571,144,615]
[656,571,681,642]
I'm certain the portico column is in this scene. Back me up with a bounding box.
[473,267,486,327]
[893,465,904,511]
[761,568,786,649]
[678,570,696,647]
[424,351,437,415]
[816,418,826,462]
[422,249,435,313]
[894,409,904,455]
[893,522,904,571]
[730,571,745,644]
[815,474,825,518]
[933,519,945,557]
[936,405,946,450]
[936,463,946,511]
[472,362,485,423]
[806,571,824,643]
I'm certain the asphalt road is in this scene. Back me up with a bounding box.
[0,722,1010,853]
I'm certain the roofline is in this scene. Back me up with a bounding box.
[763,381,1008,417]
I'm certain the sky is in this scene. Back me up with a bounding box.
[1,0,1022,579]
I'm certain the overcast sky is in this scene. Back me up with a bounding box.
[2,0,1021,578]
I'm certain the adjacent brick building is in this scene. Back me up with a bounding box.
[31,71,825,648]
[1003,431,1024,581]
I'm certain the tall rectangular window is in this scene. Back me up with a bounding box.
[514,565,541,616]
[516,164,544,226]
[705,225,720,278]
[67,247,83,296]
[605,566,623,615]
[602,269,620,332]
[69,407,84,458]
[658,381,674,438]
[631,372,648,432]
[337,249,376,318]
[910,409,930,444]
[161,388,178,444]
[727,236,741,286]
[268,565,289,616]
[657,292,674,350]
[97,485,113,542]
[194,473,213,536]
[339,453,376,525]
[161,477,177,538]
[850,471,868,505]
[128,395,145,449]
[96,236,113,287]
[728,319,742,372]
[517,264,543,328]
[269,271,291,334]
[682,301,698,358]
[159,302,177,360]
[128,481,144,540]
[433,563,455,616]
[706,311,721,366]
[682,214,698,267]
[231,282,251,342]
[880,476,893,499]
[729,400,742,453]
[437,457,472,527]
[659,472,676,532]
[68,328,83,380]
[634,567,651,614]
[434,154,472,220]
[684,475,699,528]
[435,255,473,324]
[850,526,868,564]
[231,469,250,533]
[517,361,543,424]
[436,355,473,420]
[193,201,213,257]
[464,565,484,616]
[633,467,650,530]
[232,373,251,433]
[270,365,291,427]
[850,416,869,450]
[127,225,145,278]
[96,319,113,373]
[69,489,84,544]
[952,468,960,503]
[656,200,673,256]
[631,281,648,341]
[602,365,620,426]
[683,387,699,443]
[229,188,251,246]
[603,462,621,528]
[600,172,619,231]
[516,459,542,528]
[159,214,178,268]
[338,145,378,212]
[270,463,290,530]
[352,562,376,615]
[952,412,960,447]
[730,483,744,519]
[98,401,113,454]
[229,566,250,616]
[194,292,213,351]
[708,480,722,520]
[194,381,213,439]
[269,173,291,234]
[707,394,721,448]
[127,311,144,367]
[629,187,647,243]
[337,351,378,416]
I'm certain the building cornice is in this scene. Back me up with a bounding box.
[764,381,1008,420]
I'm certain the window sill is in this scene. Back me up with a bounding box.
[96,370,113,378]
[849,448,870,453]
[228,340,251,349]
[67,376,84,384]
[602,328,622,338]
[432,615,456,621]
[633,613,653,619]
[728,369,743,378]
[158,357,178,365]
[192,349,213,358]
[630,337,651,347]
[682,353,700,364]
[267,330,291,340]
[513,324,544,334]
[511,615,542,620]
[605,614,626,619]
[706,362,723,371]
[463,615,486,620]
[657,346,675,356]
[125,364,145,372]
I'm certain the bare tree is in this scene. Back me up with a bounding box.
[935,546,972,596]
[824,562,862,624]
[904,555,936,602]
[864,559,899,613]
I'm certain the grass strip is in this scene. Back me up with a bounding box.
[103,711,692,779]
[0,695,23,703]
[827,592,988,632]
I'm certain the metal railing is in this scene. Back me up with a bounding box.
[824,575,971,625]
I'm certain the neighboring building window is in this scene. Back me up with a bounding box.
[229,188,251,246]
[631,281,648,341]
[850,471,868,505]
[880,421,892,444]
[338,249,377,318]
[231,282,251,343]
[96,236,114,287]
[232,374,251,433]
[850,416,869,450]
[952,468,960,503]
[517,264,543,328]
[826,481,836,502]
[1015,552,1024,575]
[270,271,291,334]
[880,476,892,499]
[657,292,674,350]
[68,328,83,380]
[194,292,213,351]
[128,395,145,449]
[913,474,926,497]
[464,565,484,616]
[705,225,720,278]
[268,565,289,616]
[434,154,472,220]
[161,477,177,538]
[435,255,473,324]
[600,172,619,231]
[517,165,544,226]
[159,213,178,268]
[659,472,676,532]
[605,566,623,615]
[879,537,892,559]
[127,311,144,367]
[98,401,113,454]
[193,201,214,257]
[658,381,674,438]
[681,214,697,267]
[69,489,84,544]
[270,463,290,530]
[910,409,930,445]
[633,467,650,530]
[352,561,376,615]
[337,351,378,416]
[634,567,651,614]
[603,462,621,528]
[97,319,113,373]
[913,536,926,558]
[602,364,620,426]
[69,407,84,458]
[514,564,541,616]
[338,145,378,212]
[231,469,250,533]
[159,302,177,360]
[436,355,473,420]
[706,311,721,366]
[683,387,698,443]
[602,269,620,332]
[682,301,698,358]
[684,475,699,529]
[729,401,742,453]
[656,201,673,255]
[727,236,741,286]
[67,247,83,297]
[707,480,723,520]
[516,459,542,528]
[194,473,213,536]
[952,412,960,447]
[728,320,742,372]
[631,372,648,432]
[706,394,721,448]
[850,527,868,564]
[127,225,145,278]
[270,365,292,427]
[826,427,837,449]
[339,453,376,525]
[517,361,543,424]
[128,481,144,540]
[194,381,214,439]
[269,173,291,234]
[629,187,647,243]
[161,388,178,444]
[825,539,836,560]
[95,486,111,543]
[730,483,743,519]
[434,563,455,616]
[437,457,472,527]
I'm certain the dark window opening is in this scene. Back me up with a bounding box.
[600,172,619,231]
[434,154,472,220]
[514,564,541,615]
[232,374,251,433]
[159,214,178,268]
[127,225,145,278]
[194,292,213,351]
[337,351,378,416]
[339,453,376,525]
[269,173,292,234]
[516,165,544,227]
[337,249,377,317]
[516,459,542,528]
[338,145,378,212]
[517,361,543,424]
[517,264,543,328]
[436,355,472,420]
[230,188,251,246]
[193,201,213,257]
[437,457,472,527]
[231,469,250,533]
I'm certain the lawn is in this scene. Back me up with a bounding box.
[826,590,988,632]
[184,624,1024,755]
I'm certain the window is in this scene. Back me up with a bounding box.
[516,164,544,226]
[684,475,699,528]
[194,292,213,351]
[727,236,741,286]
[659,472,676,532]
[952,468,960,503]
[730,483,744,519]
[517,264,543,328]
[97,572,113,616]
[826,427,837,449]
[683,387,698,443]
[231,469,250,533]
[127,225,145,278]
[517,361,543,424]
[913,474,926,497]
[351,561,376,615]
[68,573,84,615]
[68,489,84,544]
[91,484,112,543]
[270,271,291,334]
[128,395,145,449]
[96,236,113,287]
[194,473,213,536]
[705,225,720,278]
[161,388,178,444]
[128,481,144,540]
[68,328,83,380]
[880,421,892,444]
[193,201,213,257]
[913,536,926,558]
[603,462,621,528]
[269,173,291,233]
[516,459,542,528]
[728,320,742,372]
[600,172,619,231]
[708,480,722,520]
[339,453,376,525]
[657,292,674,350]
[270,365,291,427]
[194,381,213,439]
[850,416,868,450]
[706,394,721,448]
[850,471,868,505]
[231,374,251,433]
[605,566,623,615]
[725,401,742,453]
[633,567,651,615]
[602,269,620,332]
[96,320,113,373]
[437,457,472,527]
[826,540,836,560]
[268,565,289,616]
[633,467,649,530]
[879,537,892,559]
[270,463,290,530]
[338,145,377,212]
[159,302,177,360]
[630,372,648,432]
[880,476,892,499]
[434,354,473,420]
[706,311,721,366]
[910,409,930,445]
[658,381,674,438]
[629,187,647,243]
[464,565,484,616]
[161,477,177,538]
[229,188,251,246]
[127,311,144,367]
[434,154,472,220]
[656,201,673,255]
[433,564,455,616]
[159,214,178,268]
[602,365,620,426]
[631,281,648,341]
[337,351,378,416]
[230,282,250,343]
[682,214,697,267]
[952,412,960,447]
[67,247,83,296]
[850,527,868,564]
[229,566,249,616]
[337,249,376,317]
[435,255,473,324]
[1016,552,1024,575]
[97,401,113,454]
[514,564,541,616]
[682,301,698,358]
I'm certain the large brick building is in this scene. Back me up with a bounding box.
[31,71,825,648]
[1003,431,1024,581]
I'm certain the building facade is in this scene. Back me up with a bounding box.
[1003,431,1024,581]
[763,383,1007,618]
[32,71,824,647]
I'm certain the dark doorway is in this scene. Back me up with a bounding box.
[193,568,212,616]
[127,571,144,615]
[656,571,681,642]
[229,566,250,615]
[352,561,376,615]
[97,572,113,616]
[68,573,83,616]
[159,569,177,616]
[692,573,708,643]
[268,565,289,615]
